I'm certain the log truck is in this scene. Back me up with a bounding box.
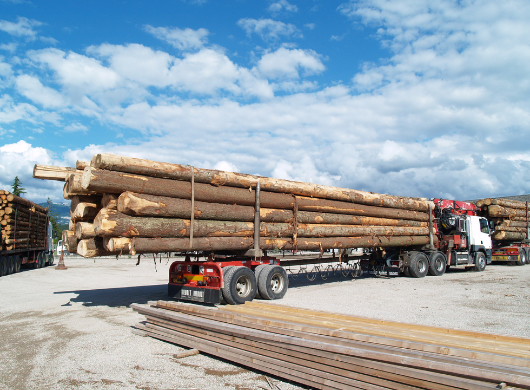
[167,195,493,305]
[0,199,55,277]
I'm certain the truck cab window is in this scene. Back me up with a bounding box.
[479,218,489,234]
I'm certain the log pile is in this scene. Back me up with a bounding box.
[0,190,49,251]
[476,198,529,241]
[132,300,530,390]
[34,153,436,258]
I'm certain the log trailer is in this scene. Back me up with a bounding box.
[0,204,55,277]
[167,197,493,305]
[489,203,530,266]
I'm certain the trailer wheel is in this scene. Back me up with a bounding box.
[525,248,530,264]
[428,252,446,276]
[253,264,268,299]
[13,255,21,273]
[0,256,6,277]
[473,252,486,272]
[221,266,256,305]
[516,249,526,266]
[408,252,428,278]
[7,256,15,275]
[46,253,54,266]
[257,265,288,300]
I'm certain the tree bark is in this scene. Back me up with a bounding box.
[92,153,432,211]
[130,236,434,255]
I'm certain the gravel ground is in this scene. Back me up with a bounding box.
[0,255,529,390]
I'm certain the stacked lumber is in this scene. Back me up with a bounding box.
[34,153,436,258]
[0,190,49,251]
[476,198,529,241]
[132,300,530,390]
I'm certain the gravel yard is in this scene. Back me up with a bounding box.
[0,255,529,390]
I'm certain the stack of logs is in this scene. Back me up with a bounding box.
[132,300,530,390]
[0,190,49,251]
[34,153,435,258]
[476,198,529,241]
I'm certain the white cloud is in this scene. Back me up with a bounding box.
[0,140,64,202]
[237,18,302,42]
[257,47,325,79]
[15,74,68,108]
[0,17,41,38]
[64,122,88,132]
[269,0,298,13]
[144,25,209,51]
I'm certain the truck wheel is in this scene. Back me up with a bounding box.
[253,264,268,299]
[516,249,526,266]
[0,256,6,276]
[428,252,446,276]
[525,248,530,264]
[408,252,428,278]
[221,266,256,305]
[473,252,486,272]
[257,265,288,300]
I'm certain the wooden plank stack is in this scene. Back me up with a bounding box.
[0,190,49,251]
[132,300,530,390]
[34,153,436,258]
[476,198,529,241]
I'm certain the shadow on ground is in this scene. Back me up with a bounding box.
[54,284,168,307]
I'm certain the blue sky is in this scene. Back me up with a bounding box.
[0,0,529,203]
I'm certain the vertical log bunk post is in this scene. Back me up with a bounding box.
[245,182,262,258]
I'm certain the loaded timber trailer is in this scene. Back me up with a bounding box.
[167,196,493,305]
[0,192,55,277]
[478,199,530,266]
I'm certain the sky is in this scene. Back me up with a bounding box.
[0,0,529,203]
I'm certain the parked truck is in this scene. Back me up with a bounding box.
[167,198,494,304]
[0,191,55,276]
[476,198,530,266]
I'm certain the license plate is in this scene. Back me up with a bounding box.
[181,289,205,300]
[492,256,508,261]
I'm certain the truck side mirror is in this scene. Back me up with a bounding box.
[488,220,495,231]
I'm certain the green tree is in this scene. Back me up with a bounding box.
[46,197,62,244]
[11,176,26,196]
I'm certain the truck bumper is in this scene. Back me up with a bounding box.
[168,284,221,304]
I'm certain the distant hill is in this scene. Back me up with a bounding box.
[39,201,70,226]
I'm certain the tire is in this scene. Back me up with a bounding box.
[7,256,15,275]
[221,266,256,305]
[408,252,428,278]
[525,248,530,265]
[253,264,268,299]
[13,255,21,273]
[516,249,526,266]
[0,256,7,277]
[46,253,54,266]
[428,252,446,276]
[257,265,288,300]
[474,252,486,272]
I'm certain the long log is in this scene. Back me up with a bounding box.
[487,205,527,218]
[71,202,100,222]
[75,222,97,239]
[92,153,432,211]
[3,237,29,245]
[93,209,429,239]
[70,195,102,213]
[77,238,117,258]
[7,194,48,214]
[494,220,529,228]
[130,236,434,255]
[476,198,528,210]
[492,231,528,241]
[83,169,429,221]
[103,237,131,252]
[64,173,97,199]
[493,225,527,233]
[118,192,428,226]
[33,164,79,181]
